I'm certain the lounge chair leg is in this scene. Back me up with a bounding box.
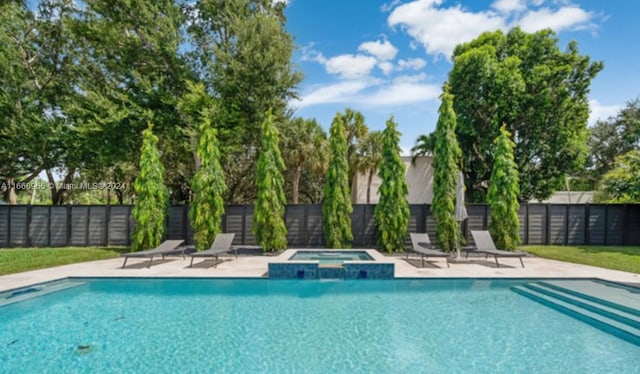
[421,255,425,267]
[122,258,128,269]
[189,256,195,268]
[519,257,525,268]
[494,255,500,268]
[446,258,449,268]
[148,255,153,268]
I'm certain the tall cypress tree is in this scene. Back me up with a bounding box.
[432,86,462,252]
[253,110,288,252]
[131,123,169,251]
[323,113,353,248]
[374,117,410,253]
[190,118,227,251]
[487,125,521,250]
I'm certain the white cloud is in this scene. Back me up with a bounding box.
[397,58,427,71]
[378,61,394,75]
[388,0,506,59]
[392,73,428,84]
[518,6,593,32]
[380,0,402,13]
[300,43,327,64]
[361,82,440,106]
[293,79,379,108]
[325,54,378,79]
[588,99,621,125]
[492,0,526,13]
[358,39,399,61]
[294,74,440,109]
[388,0,598,59]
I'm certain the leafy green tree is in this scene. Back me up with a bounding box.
[487,125,521,251]
[131,124,169,251]
[573,98,640,190]
[190,118,227,251]
[352,131,384,204]
[432,87,462,252]
[280,117,328,204]
[374,118,410,253]
[602,150,640,203]
[449,27,603,202]
[322,113,353,248]
[0,0,82,204]
[188,0,302,203]
[254,110,288,252]
[69,0,193,203]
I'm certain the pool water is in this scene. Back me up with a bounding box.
[289,250,374,263]
[1,278,639,373]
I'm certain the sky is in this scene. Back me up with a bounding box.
[284,0,640,154]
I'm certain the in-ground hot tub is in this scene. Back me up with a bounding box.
[269,249,394,279]
[289,250,374,263]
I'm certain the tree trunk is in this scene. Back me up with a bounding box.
[292,164,302,204]
[47,168,75,205]
[7,178,17,205]
[366,169,374,204]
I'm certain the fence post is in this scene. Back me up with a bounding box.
[624,204,629,245]
[545,204,551,245]
[105,204,110,246]
[7,205,11,247]
[26,205,32,247]
[524,204,530,245]
[183,205,188,244]
[564,205,569,245]
[48,206,52,247]
[242,205,247,245]
[584,204,590,245]
[303,205,309,247]
[604,205,609,245]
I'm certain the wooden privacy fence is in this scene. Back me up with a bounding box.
[0,204,639,248]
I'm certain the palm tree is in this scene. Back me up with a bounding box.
[352,131,383,204]
[340,108,369,188]
[410,132,436,164]
[280,117,328,204]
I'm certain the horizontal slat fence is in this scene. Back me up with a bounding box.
[0,204,639,248]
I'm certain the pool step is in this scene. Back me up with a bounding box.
[511,285,640,346]
[0,280,87,307]
[537,281,640,318]
[522,283,640,330]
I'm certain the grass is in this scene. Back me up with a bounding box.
[0,246,128,276]
[523,245,640,274]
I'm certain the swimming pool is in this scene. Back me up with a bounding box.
[1,278,639,373]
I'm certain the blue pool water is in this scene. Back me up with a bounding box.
[289,250,374,263]
[1,278,639,373]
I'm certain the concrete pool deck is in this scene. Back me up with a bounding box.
[1,250,639,292]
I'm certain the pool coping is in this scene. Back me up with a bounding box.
[2,276,639,296]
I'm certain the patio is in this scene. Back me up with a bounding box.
[1,251,639,292]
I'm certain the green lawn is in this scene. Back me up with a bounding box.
[523,245,640,274]
[0,247,128,276]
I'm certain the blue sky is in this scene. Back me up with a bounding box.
[284,0,640,154]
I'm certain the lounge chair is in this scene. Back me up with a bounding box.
[468,230,526,268]
[189,233,236,268]
[408,233,451,268]
[121,240,185,268]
